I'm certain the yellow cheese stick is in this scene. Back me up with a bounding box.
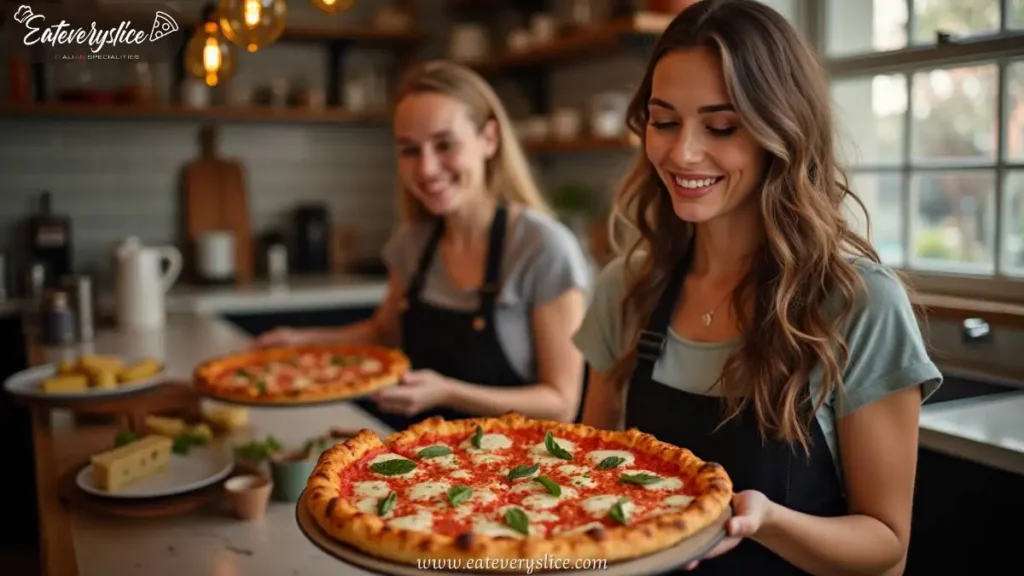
[91,435,172,492]
[202,405,250,431]
[117,358,162,383]
[82,365,117,388]
[189,423,213,441]
[41,374,89,393]
[144,416,187,437]
[79,355,124,372]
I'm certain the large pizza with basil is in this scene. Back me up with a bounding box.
[304,412,733,569]
[193,344,409,404]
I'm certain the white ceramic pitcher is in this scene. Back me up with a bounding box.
[114,237,183,329]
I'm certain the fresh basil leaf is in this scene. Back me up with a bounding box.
[532,475,561,497]
[619,473,662,486]
[597,456,626,470]
[255,380,267,395]
[543,431,573,461]
[471,426,483,449]
[235,368,250,378]
[504,507,529,535]
[370,458,417,476]
[608,497,630,524]
[447,485,473,506]
[417,445,453,459]
[377,491,397,516]
[506,464,540,481]
[331,356,347,366]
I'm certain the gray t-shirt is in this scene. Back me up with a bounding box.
[572,255,943,483]
[382,207,592,383]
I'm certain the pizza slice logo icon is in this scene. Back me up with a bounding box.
[149,10,179,41]
[14,5,34,24]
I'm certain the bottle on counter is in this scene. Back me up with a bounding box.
[42,290,76,346]
[28,191,73,289]
[63,274,94,342]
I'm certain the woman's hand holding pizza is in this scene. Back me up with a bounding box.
[371,369,453,416]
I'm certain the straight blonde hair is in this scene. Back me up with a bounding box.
[390,60,554,221]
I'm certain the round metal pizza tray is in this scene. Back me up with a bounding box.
[295,490,732,576]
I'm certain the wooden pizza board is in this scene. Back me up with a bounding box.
[295,490,732,576]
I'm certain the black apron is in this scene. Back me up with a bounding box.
[625,251,846,575]
[357,204,527,431]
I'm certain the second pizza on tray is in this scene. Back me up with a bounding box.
[193,345,410,405]
[305,412,733,568]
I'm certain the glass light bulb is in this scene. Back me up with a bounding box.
[219,0,286,53]
[185,21,236,88]
[309,0,355,14]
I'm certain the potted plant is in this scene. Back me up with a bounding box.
[232,434,282,476]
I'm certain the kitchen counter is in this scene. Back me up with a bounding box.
[32,313,391,576]
[25,308,1024,575]
[164,274,388,316]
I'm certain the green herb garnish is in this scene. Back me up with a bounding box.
[114,431,137,448]
[608,497,630,524]
[532,475,561,497]
[504,507,529,535]
[471,426,483,449]
[235,368,251,378]
[172,431,208,455]
[507,464,540,481]
[543,431,573,461]
[233,435,283,462]
[447,485,473,506]
[417,445,453,459]
[619,473,662,486]
[370,459,417,476]
[255,380,267,395]
[597,456,626,470]
[378,491,397,516]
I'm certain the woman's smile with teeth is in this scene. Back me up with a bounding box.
[674,175,722,189]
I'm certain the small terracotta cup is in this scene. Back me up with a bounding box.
[269,451,318,503]
[224,474,273,520]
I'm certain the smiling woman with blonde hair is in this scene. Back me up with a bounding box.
[256,60,591,430]
[573,1,942,574]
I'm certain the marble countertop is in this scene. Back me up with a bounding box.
[37,313,391,576]
[919,391,1024,477]
[162,275,388,316]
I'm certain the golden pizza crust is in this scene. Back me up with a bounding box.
[305,412,733,570]
[193,345,409,404]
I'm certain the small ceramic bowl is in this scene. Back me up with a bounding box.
[269,450,319,502]
[224,474,273,520]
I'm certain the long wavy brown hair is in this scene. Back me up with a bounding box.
[605,0,894,451]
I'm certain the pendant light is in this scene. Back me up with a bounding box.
[184,3,237,87]
[218,0,287,53]
[309,0,355,14]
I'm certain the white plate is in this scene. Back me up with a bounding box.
[77,440,234,499]
[4,359,165,402]
[296,491,731,576]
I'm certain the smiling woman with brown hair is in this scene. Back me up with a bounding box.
[573,1,942,574]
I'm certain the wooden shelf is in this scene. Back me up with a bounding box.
[474,12,672,74]
[524,135,637,155]
[176,21,424,44]
[0,102,389,124]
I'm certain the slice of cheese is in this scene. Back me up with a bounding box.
[144,416,187,437]
[202,406,250,430]
[90,435,173,493]
[460,433,513,452]
[388,512,433,532]
[41,374,89,393]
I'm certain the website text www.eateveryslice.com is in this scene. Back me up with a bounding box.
[416,556,609,573]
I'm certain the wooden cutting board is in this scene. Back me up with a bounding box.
[181,124,253,283]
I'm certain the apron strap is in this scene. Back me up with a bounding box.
[635,242,693,380]
[478,203,509,317]
[407,217,446,300]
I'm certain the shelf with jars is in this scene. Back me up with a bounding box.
[3,0,421,125]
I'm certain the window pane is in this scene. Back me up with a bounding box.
[1012,0,1024,29]
[758,0,797,22]
[910,64,998,163]
[1007,60,1024,162]
[1004,171,1024,276]
[911,171,996,273]
[832,75,907,167]
[913,0,1000,44]
[845,172,905,266]
[825,0,908,57]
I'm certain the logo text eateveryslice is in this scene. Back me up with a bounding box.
[13,4,180,54]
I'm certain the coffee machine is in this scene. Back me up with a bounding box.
[293,204,330,274]
[27,191,73,289]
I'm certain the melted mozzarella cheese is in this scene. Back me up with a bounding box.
[500,466,540,480]
[586,449,636,467]
[461,433,513,452]
[499,505,559,523]
[472,520,543,538]
[664,494,694,507]
[368,453,419,478]
[388,512,433,532]
[353,481,390,498]
[360,358,382,372]
[354,497,392,518]
[528,437,577,465]
[449,470,472,480]
[471,453,506,465]
[522,487,579,510]
[509,481,548,495]
[582,495,638,519]
[623,469,684,491]
[408,481,450,501]
[556,521,605,535]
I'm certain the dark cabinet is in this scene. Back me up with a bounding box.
[0,312,38,552]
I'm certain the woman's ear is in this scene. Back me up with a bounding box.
[481,118,500,159]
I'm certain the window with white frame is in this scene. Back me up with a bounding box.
[823,0,1024,296]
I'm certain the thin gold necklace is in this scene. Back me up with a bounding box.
[700,291,733,327]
